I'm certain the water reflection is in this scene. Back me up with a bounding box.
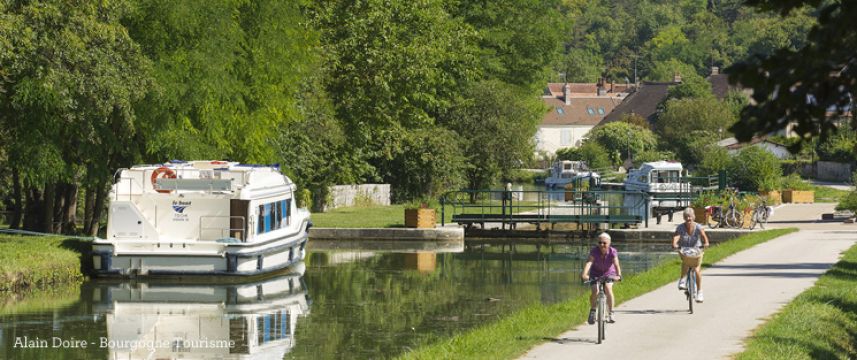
[92,267,310,359]
[0,266,309,360]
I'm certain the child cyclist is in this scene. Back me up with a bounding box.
[581,232,622,324]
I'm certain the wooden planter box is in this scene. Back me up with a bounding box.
[758,191,781,205]
[741,208,754,229]
[782,190,814,203]
[405,208,436,228]
[693,207,708,225]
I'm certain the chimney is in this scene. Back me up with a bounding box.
[563,83,571,105]
[596,77,606,96]
[673,72,682,83]
[711,66,720,76]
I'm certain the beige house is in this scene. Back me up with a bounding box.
[536,82,630,154]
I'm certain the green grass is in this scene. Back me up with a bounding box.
[398,228,798,360]
[736,242,857,360]
[311,201,543,228]
[0,235,87,291]
[810,185,851,203]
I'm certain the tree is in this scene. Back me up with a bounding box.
[728,0,856,146]
[0,0,151,234]
[728,146,782,192]
[585,122,658,165]
[655,97,737,165]
[442,80,541,192]
[555,142,611,170]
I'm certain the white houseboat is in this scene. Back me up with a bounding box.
[92,160,311,276]
[623,161,692,221]
[544,160,589,188]
[91,266,309,359]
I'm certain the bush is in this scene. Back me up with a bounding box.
[728,147,782,192]
[835,191,857,213]
[556,142,612,170]
[816,128,856,162]
[780,173,812,191]
[697,145,730,175]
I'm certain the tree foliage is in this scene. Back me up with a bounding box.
[585,122,658,165]
[656,97,737,164]
[728,146,782,192]
[728,0,854,146]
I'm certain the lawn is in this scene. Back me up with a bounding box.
[397,228,798,360]
[0,235,87,291]
[811,185,851,203]
[736,242,857,359]
[311,201,544,228]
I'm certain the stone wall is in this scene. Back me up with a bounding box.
[326,184,391,211]
[816,161,854,182]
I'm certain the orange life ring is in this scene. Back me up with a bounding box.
[151,167,177,193]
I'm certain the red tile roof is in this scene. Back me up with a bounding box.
[542,97,622,126]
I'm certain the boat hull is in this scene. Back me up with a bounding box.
[91,225,309,277]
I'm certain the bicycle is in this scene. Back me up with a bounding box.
[707,189,743,229]
[677,247,701,314]
[583,275,619,344]
[749,198,771,229]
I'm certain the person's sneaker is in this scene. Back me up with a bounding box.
[678,278,687,290]
[607,312,615,323]
[696,291,704,303]
[587,309,596,325]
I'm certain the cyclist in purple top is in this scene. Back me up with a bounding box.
[581,233,622,324]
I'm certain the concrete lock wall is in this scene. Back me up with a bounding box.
[326,184,391,211]
[816,161,855,182]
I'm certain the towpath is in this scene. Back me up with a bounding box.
[520,204,856,360]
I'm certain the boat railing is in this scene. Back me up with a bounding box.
[199,216,246,242]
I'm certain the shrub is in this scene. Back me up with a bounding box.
[556,142,611,170]
[780,173,812,191]
[728,147,782,192]
[835,191,857,213]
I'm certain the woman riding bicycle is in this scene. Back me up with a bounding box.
[581,233,622,324]
[672,208,710,302]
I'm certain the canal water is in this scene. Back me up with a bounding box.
[0,241,674,359]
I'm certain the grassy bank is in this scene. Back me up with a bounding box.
[398,228,798,360]
[811,185,851,203]
[736,242,857,359]
[312,201,541,228]
[0,282,81,315]
[0,235,86,291]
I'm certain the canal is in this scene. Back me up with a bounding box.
[0,240,674,359]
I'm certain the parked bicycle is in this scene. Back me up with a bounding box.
[583,275,619,344]
[749,198,772,229]
[707,188,743,229]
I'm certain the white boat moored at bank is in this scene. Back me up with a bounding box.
[92,160,311,276]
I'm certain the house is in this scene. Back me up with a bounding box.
[717,136,791,159]
[536,81,630,154]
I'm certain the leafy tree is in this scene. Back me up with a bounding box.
[656,97,737,165]
[555,142,611,170]
[728,146,782,192]
[648,59,699,83]
[728,0,855,147]
[815,127,856,162]
[666,73,714,100]
[0,0,151,233]
[697,144,731,175]
[441,80,541,192]
[125,0,318,163]
[378,126,466,202]
[585,122,658,165]
[618,113,650,129]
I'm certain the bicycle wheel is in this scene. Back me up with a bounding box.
[725,209,743,229]
[759,209,768,229]
[597,294,605,344]
[687,271,695,314]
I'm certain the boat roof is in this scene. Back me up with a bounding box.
[638,161,683,171]
[117,160,294,197]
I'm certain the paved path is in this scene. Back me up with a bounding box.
[520,227,856,359]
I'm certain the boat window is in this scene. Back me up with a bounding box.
[274,201,282,230]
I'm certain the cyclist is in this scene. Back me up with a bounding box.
[672,207,710,302]
[581,232,622,324]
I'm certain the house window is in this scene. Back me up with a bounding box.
[561,129,572,146]
[597,107,605,115]
[586,107,595,115]
[556,107,565,115]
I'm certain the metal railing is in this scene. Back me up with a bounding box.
[440,189,651,229]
